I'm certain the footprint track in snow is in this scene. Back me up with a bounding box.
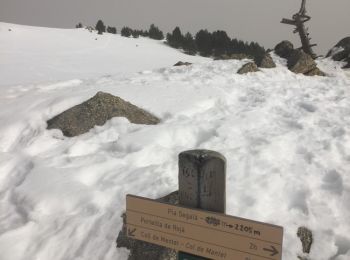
[321,170,344,195]
[298,101,317,113]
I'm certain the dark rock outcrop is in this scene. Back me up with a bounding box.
[274,41,325,75]
[275,41,294,59]
[297,227,313,254]
[47,92,160,137]
[173,61,192,66]
[254,53,276,68]
[326,37,350,68]
[304,67,326,76]
[237,62,259,74]
[116,191,179,260]
[287,50,316,74]
[287,50,323,75]
[344,58,350,68]
[297,256,310,260]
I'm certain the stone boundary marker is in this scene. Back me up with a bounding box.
[125,150,283,260]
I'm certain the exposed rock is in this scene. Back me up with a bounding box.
[297,227,313,254]
[304,67,326,76]
[297,256,310,260]
[275,41,294,59]
[47,92,160,137]
[286,50,325,76]
[287,50,317,74]
[326,37,350,68]
[173,61,192,66]
[254,53,276,68]
[237,62,259,74]
[116,191,179,260]
[214,54,231,60]
[328,48,349,62]
[231,53,252,60]
[214,53,251,60]
[344,57,350,68]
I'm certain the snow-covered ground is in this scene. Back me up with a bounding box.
[0,23,207,87]
[0,22,350,260]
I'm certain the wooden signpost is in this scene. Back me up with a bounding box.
[126,150,283,260]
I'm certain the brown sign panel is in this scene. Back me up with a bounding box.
[126,195,283,260]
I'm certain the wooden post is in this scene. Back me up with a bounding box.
[178,150,226,260]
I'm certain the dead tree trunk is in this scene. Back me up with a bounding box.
[281,0,317,59]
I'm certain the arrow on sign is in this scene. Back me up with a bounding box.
[263,245,279,256]
[128,228,136,237]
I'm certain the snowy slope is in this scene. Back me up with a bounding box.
[0,22,208,87]
[0,23,350,260]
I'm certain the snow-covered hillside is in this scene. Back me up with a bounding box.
[0,23,350,260]
[0,22,208,87]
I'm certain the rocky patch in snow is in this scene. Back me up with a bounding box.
[274,41,325,76]
[326,37,350,68]
[116,191,178,260]
[297,227,313,260]
[287,50,324,76]
[173,61,192,66]
[275,41,294,59]
[254,53,276,68]
[237,62,260,74]
[304,67,326,76]
[47,91,160,137]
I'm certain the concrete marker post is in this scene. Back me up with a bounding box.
[178,149,226,260]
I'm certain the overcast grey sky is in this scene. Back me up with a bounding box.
[1,0,349,54]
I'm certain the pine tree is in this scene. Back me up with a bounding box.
[140,30,149,37]
[228,38,265,58]
[95,20,106,34]
[170,27,184,48]
[121,27,132,37]
[166,33,173,44]
[76,23,83,28]
[212,30,231,57]
[195,29,213,56]
[132,30,140,38]
[148,24,164,40]
[237,40,246,54]
[182,32,197,55]
[247,42,266,59]
[163,26,266,60]
[107,26,117,34]
[229,38,242,54]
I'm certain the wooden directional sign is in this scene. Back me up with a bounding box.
[126,195,283,260]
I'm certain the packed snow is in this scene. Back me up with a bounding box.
[0,22,350,260]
